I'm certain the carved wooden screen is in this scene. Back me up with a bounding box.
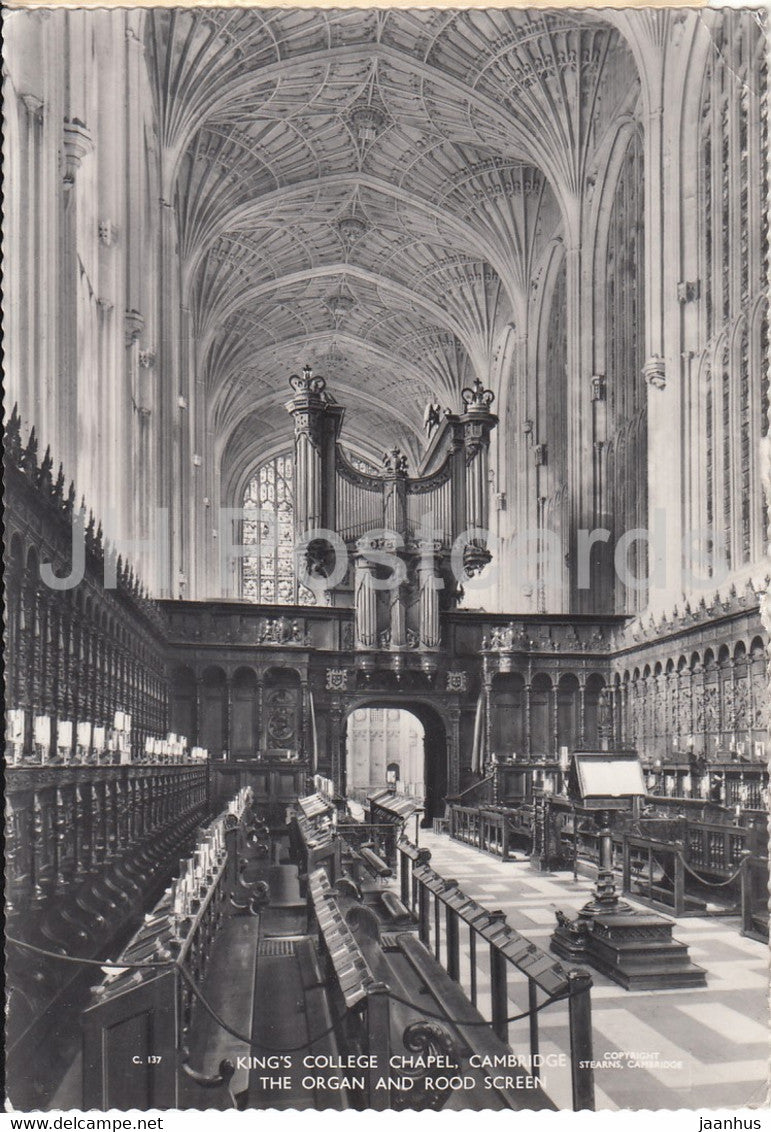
[604,127,646,614]
[699,12,768,571]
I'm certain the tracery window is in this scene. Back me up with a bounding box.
[345,450,379,476]
[699,11,768,569]
[241,454,310,605]
[540,254,568,613]
[604,127,646,613]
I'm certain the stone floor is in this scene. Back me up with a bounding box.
[417,830,769,1111]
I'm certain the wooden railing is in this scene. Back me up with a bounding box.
[684,820,748,875]
[619,827,762,922]
[6,763,209,917]
[307,865,553,1111]
[741,849,770,942]
[397,840,595,1111]
[448,804,515,860]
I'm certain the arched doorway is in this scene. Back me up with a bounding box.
[343,700,448,822]
[346,708,425,802]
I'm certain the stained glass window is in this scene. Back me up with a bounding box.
[541,256,568,612]
[345,450,379,476]
[241,454,311,605]
[699,12,767,567]
[605,127,646,613]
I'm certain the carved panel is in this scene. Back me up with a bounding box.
[263,687,299,749]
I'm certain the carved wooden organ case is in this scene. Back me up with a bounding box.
[285,368,498,675]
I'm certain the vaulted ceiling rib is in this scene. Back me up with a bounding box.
[144,9,640,479]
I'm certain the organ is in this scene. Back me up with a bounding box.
[286,368,498,670]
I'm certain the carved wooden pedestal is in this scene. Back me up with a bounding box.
[551,800,706,991]
[551,911,706,991]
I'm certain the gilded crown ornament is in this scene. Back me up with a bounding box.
[383,446,408,475]
[289,365,327,395]
[461,378,495,414]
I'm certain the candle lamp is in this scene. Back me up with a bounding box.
[34,714,52,763]
[57,720,74,764]
[93,725,106,764]
[7,708,25,765]
[76,721,93,763]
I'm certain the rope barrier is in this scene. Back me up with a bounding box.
[7,933,574,1050]
[626,849,746,891]
[178,962,348,1052]
[676,852,746,888]
[6,935,175,969]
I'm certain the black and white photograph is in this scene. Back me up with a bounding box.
[3,2,770,1119]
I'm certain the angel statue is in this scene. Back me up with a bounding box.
[423,402,441,436]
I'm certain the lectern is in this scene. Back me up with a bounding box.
[551,751,706,990]
[569,751,645,915]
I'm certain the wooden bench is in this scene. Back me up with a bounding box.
[295,938,350,1109]
[397,932,556,1111]
[359,846,392,879]
[342,907,557,1112]
[380,891,415,927]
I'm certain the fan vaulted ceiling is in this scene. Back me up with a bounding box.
[144,8,640,485]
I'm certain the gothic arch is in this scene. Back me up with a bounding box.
[342,696,449,821]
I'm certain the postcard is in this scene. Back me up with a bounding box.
[3,1,769,1121]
